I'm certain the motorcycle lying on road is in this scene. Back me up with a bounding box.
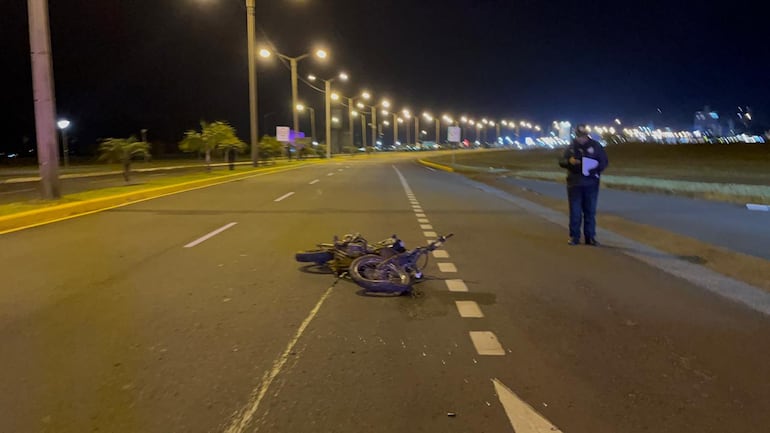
[295,233,406,275]
[348,234,454,294]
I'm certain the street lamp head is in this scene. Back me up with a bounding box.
[307,74,317,81]
[397,118,404,123]
[461,116,468,123]
[339,72,349,81]
[57,119,71,130]
[381,109,389,115]
[332,116,340,123]
[356,102,365,109]
[361,91,371,100]
[259,48,271,58]
[296,104,305,111]
[315,49,328,59]
[331,92,340,101]
[381,100,391,109]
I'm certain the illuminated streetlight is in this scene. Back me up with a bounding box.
[57,119,71,168]
[260,47,327,134]
[296,103,316,143]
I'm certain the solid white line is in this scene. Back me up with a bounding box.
[0,188,35,196]
[456,301,484,318]
[433,250,450,259]
[184,222,237,248]
[492,378,563,432]
[469,331,505,355]
[438,262,457,273]
[309,179,320,185]
[420,224,433,230]
[424,231,437,238]
[274,192,295,202]
[446,279,468,292]
[225,286,335,433]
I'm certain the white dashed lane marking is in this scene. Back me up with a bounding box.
[309,179,319,184]
[423,231,437,238]
[274,192,295,202]
[445,279,469,292]
[469,331,505,356]
[417,218,430,223]
[415,213,426,218]
[184,222,238,248]
[456,301,484,318]
[327,173,335,176]
[438,262,457,273]
[432,250,450,258]
[420,224,433,230]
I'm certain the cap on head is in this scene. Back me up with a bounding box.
[575,124,590,137]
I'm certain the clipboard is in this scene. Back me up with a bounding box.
[582,157,599,176]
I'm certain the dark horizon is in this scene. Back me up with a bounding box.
[2,0,768,154]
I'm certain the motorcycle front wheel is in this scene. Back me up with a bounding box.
[349,255,411,293]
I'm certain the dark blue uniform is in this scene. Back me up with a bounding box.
[558,137,609,244]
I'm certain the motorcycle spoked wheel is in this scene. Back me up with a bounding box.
[295,249,334,265]
[349,255,412,293]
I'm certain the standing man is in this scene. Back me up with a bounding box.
[558,124,609,246]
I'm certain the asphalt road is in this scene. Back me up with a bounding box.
[1,158,769,432]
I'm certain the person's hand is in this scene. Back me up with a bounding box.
[569,156,581,165]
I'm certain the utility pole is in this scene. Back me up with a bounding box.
[27,0,61,199]
[246,0,259,166]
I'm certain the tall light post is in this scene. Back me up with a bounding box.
[356,101,368,148]
[401,109,412,145]
[308,71,347,159]
[57,119,70,168]
[260,47,327,135]
[27,0,61,199]
[296,104,316,143]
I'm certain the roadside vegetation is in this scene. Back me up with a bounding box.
[427,141,770,203]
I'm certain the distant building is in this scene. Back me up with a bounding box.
[693,106,722,137]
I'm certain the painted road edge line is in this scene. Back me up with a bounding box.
[184,222,237,248]
[492,378,564,432]
[746,203,769,211]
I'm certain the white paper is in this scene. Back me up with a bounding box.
[582,157,599,176]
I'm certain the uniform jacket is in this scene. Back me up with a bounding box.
[558,138,609,186]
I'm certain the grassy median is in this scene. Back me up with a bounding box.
[426,142,770,203]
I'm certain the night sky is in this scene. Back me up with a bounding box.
[3,0,767,153]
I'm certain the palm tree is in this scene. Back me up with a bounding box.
[179,121,246,172]
[97,135,151,182]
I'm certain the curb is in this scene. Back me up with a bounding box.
[746,203,770,212]
[0,164,306,234]
[417,159,454,172]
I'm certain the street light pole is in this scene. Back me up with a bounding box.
[325,80,332,159]
[347,97,355,149]
[360,113,367,148]
[414,116,419,147]
[246,0,259,166]
[290,58,300,134]
[393,113,399,146]
[27,0,61,199]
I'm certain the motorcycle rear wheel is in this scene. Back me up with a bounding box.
[295,249,334,264]
[349,255,411,293]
